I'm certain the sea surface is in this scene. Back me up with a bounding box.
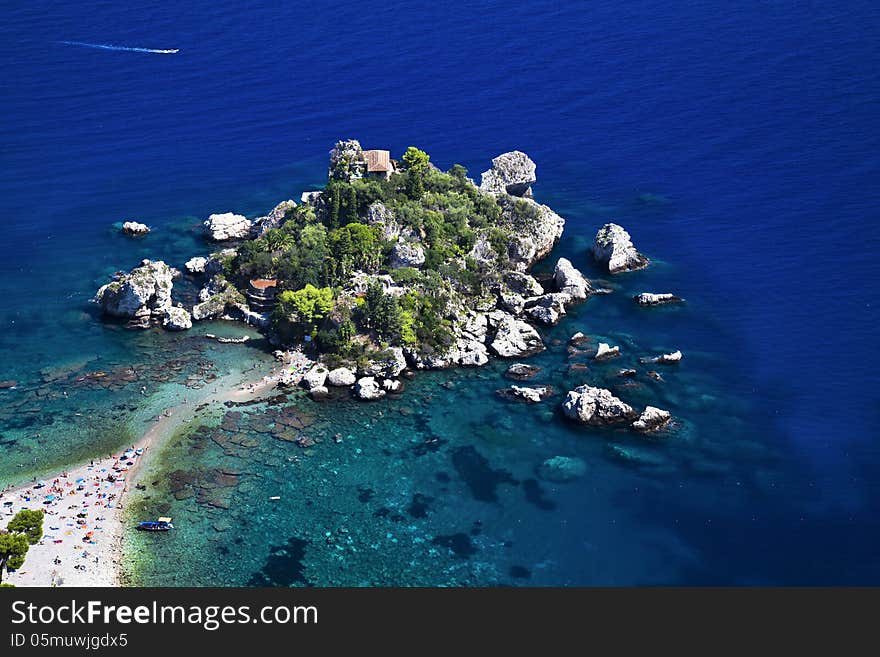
[1,1,879,584]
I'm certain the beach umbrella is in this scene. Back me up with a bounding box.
[45,495,55,502]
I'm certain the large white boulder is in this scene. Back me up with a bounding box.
[203,212,252,241]
[632,406,672,432]
[354,376,386,400]
[121,221,150,236]
[562,385,637,426]
[327,367,356,387]
[301,364,329,391]
[591,223,649,274]
[554,258,592,301]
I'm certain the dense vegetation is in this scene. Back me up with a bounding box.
[225,145,517,362]
[0,509,43,584]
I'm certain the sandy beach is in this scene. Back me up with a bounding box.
[0,349,313,587]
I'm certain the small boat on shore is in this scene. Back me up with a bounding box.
[136,517,174,531]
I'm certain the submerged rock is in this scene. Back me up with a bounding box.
[632,406,672,433]
[591,223,649,274]
[537,456,587,482]
[634,292,684,306]
[561,385,637,426]
[354,376,385,400]
[498,385,551,403]
[203,212,252,241]
[163,306,192,331]
[505,363,541,380]
[121,221,150,236]
[553,258,593,301]
[479,151,537,197]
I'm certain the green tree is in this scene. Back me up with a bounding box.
[343,184,359,225]
[402,146,430,199]
[324,181,342,229]
[6,509,43,545]
[274,284,334,336]
[449,163,468,182]
[263,228,295,252]
[0,532,29,582]
[0,511,35,585]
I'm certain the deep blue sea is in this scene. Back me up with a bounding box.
[2,1,879,584]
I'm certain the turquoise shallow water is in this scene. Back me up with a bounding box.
[122,250,778,586]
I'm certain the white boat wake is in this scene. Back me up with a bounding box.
[61,41,179,54]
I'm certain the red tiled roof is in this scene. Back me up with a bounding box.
[250,278,278,290]
[363,149,392,172]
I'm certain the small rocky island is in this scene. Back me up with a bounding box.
[95,140,681,434]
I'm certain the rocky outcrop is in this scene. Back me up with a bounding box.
[487,311,545,358]
[204,249,236,276]
[192,276,247,321]
[163,306,192,331]
[354,376,385,400]
[329,139,364,181]
[502,271,544,298]
[594,343,620,361]
[389,240,426,268]
[524,293,571,326]
[499,385,551,403]
[570,332,589,345]
[365,202,401,241]
[252,200,296,238]
[537,456,587,482]
[301,364,329,391]
[300,190,322,206]
[203,212,252,241]
[479,151,537,197]
[121,221,150,236]
[95,259,175,328]
[561,385,637,426]
[185,257,208,274]
[500,197,565,270]
[641,350,682,365]
[553,258,592,301]
[360,347,407,378]
[591,223,649,274]
[634,292,684,306]
[632,406,672,432]
[327,367,356,387]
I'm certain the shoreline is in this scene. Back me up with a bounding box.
[0,356,302,588]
